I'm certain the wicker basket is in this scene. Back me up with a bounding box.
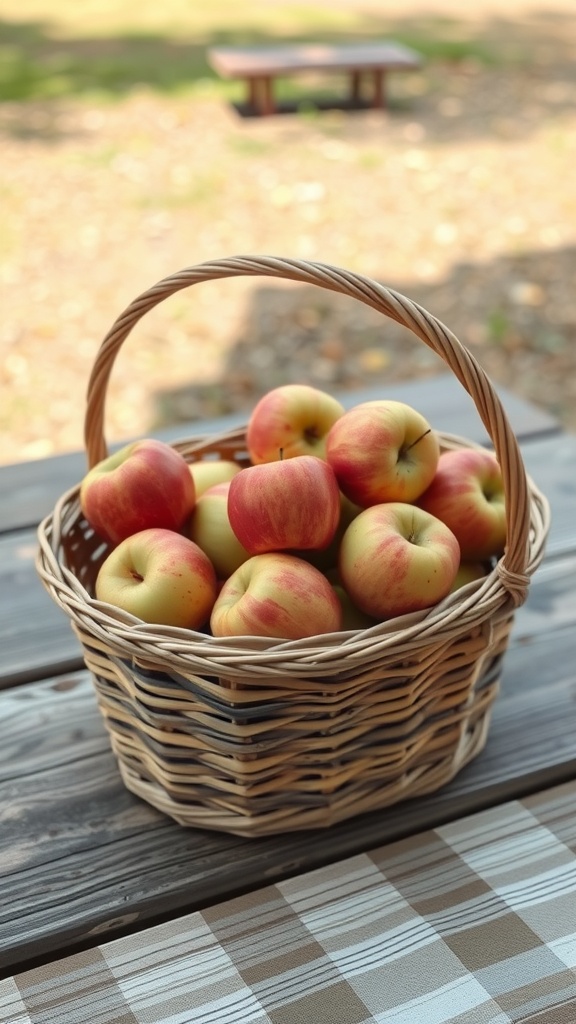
[36,256,550,837]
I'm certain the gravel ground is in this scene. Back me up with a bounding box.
[2,5,576,466]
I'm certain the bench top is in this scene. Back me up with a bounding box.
[208,41,423,78]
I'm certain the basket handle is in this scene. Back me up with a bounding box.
[84,255,533,601]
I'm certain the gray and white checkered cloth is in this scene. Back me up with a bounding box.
[2,781,576,1024]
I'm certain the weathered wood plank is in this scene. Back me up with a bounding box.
[0,376,559,535]
[0,429,571,689]
[0,530,83,687]
[520,433,576,557]
[1,551,576,974]
[0,672,108,785]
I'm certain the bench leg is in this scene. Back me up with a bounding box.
[247,76,275,116]
[349,70,387,110]
[372,69,387,109]
[350,70,362,107]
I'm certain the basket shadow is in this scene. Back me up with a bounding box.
[149,244,576,436]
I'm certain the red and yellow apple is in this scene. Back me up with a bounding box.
[326,400,440,507]
[227,455,341,554]
[339,502,460,619]
[210,553,342,640]
[246,384,345,464]
[95,527,217,628]
[418,448,506,560]
[189,458,240,497]
[80,438,196,545]
[189,481,251,580]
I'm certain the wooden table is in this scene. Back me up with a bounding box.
[207,41,423,116]
[1,375,576,1009]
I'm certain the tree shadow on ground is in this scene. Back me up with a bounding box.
[1,8,574,141]
[149,244,576,435]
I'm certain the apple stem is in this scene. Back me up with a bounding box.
[403,428,432,455]
[279,447,284,461]
[130,570,144,582]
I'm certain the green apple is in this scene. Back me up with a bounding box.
[189,458,240,498]
[189,481,251,580]
[327,571,378,630]
[450,560,489,592]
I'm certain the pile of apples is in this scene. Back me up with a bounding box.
[81,384,506,641]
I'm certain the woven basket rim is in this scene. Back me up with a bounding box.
[36,425,550,678]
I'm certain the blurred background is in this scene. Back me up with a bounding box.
[1,0,575,466]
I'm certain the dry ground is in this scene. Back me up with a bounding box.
[1,1,576,465]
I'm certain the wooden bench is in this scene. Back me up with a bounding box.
[207,41,423,116]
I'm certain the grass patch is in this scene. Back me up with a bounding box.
[0,2,512,104]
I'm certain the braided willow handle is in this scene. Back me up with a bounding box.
[83,255,532,592]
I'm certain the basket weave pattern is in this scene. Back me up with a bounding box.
[36,257,550,836]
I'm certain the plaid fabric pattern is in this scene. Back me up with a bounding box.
[2,782,576,1024]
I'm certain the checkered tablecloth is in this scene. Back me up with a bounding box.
[2,781,576,1024]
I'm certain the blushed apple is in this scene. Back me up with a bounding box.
[189,458,240,497]
[418,448,506,560]
[339,502,460,619]
[80,438,196,545]
[227,455,340,554]
[326,400,440,506]
[210,553,342,640]
[246,384,345,464]
[189,481,251,580]
[95,528,217,629]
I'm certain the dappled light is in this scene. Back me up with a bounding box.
[1,0,575,462]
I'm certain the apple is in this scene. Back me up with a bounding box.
[418,448,506,560]
[292,491,363,571]
[189,458,240,497]
[246,384,345,464]
[80,438,196,545]
[325,570,378,630]
[210,553,342,640]
[189,481,251,580]
[227,455,341,554]
[333,583,379,630]
[326,400,440,506]
[95,527,217,628]
[450,560,489,592]
[339,502,460,619]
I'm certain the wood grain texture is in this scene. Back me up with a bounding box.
[0,376,558,535]
[0,374,569,973]
[520,434,576,556]
[0,530,84,687]
[1,551,576,975]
